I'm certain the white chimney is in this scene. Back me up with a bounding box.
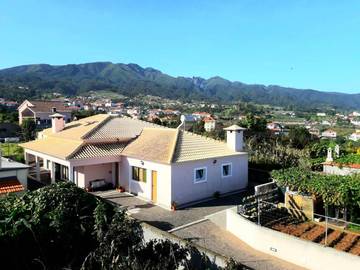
[50,113,65,133]
[224,125,246,152]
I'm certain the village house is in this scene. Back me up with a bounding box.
[18,100,72,127]
[321,129,337,139]
[20,114,248,209]
[192,111,211,121]
[349,130,360,141]
[204,116,216,132]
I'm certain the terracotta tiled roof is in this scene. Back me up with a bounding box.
[0,177,24,194]
[28,100,72,113]
[70,142,128,159]
[123,128,178,164]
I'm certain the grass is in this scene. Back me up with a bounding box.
[335,154,360,165]
[348,224,360,234]
[0,143,24,162]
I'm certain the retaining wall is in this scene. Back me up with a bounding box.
[210,207,360,270]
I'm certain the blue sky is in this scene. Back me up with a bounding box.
[0,1,359,93]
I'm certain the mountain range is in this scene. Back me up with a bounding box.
[0,62,359,110]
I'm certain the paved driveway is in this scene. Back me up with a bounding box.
[94,190,250,231]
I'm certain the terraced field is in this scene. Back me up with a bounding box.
[261,209,360,256]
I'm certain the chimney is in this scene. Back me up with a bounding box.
[223,125,246,152]
[50,113,65,133]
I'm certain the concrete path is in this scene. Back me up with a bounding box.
[94,189,306,270]
[172,219,306,270]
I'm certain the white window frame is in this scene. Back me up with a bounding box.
[221,163,232,178]
[193,167,207,184]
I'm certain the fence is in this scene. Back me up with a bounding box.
[245,200,360,253]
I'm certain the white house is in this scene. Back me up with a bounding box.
[349,130,360,141]
[321,129,337,139]
[0,155,29,196]
[204,117,216,132]
[20,114,248,209]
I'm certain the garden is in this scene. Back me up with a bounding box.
[0,182,248,270]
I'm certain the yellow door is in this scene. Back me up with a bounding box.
[152,170,158,202]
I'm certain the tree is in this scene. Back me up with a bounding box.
[239,114,267,132]
[288,126,312,149]
[21,118,36,141]
[0,182,249,270]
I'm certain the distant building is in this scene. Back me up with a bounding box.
[204,117,216,132]
[180,114,197,131]
[317,113,326,117]
[192,112,211,121]
[349,130,360,141]
[309,128,320,137]
[321,129,337,139]
[18,100,72,127]
[267,122,283,134]
[349,111,360,117]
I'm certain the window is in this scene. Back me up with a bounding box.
[194,167,207,183]
[132,166,147,183]
[222,163,232,178]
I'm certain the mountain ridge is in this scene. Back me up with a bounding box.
[0,62,359,110]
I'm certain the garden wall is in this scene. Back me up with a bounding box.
[323,164,360,176]
[208,207,360,270]
[141,222,227,268]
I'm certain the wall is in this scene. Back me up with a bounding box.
[141,222,227,268]
[0,168,29,190]
[171,154,248,206]
[323,164,360,175]
[220,207,360,270]
[120,157,172,208]
[76,163,113,188]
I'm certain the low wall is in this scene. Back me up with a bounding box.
[323,164,360,176]
[141,222,227,268]
[219,207,360,270]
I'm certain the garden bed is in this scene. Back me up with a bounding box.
[267,219,360,256]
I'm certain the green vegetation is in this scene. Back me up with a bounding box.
[1,62,360,109]
[335,153,360,165]
[20,118,36,141]
[0,182,247,270]
[271,168,360,223]
[0,143,23,162]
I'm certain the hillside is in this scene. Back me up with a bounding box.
[0,62,359,109]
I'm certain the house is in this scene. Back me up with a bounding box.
[308,128,320,137]
[0,123,21,143]
[20,114,248,209]
[316,113,326,117]
[204,117,216,132]
[18,100,72,127]
[266,122,283,132]
[321,129,337,139]
[349,130,360,141]
[0,155,29,196]
[192,112,211,121]
[180,114,197,131]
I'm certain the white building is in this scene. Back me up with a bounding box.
[204,117,216,132]
[321,129,337,139]
[21,115,248,209]
[349,130,360,141]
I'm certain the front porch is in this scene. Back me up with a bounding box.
[24,150,122,189]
